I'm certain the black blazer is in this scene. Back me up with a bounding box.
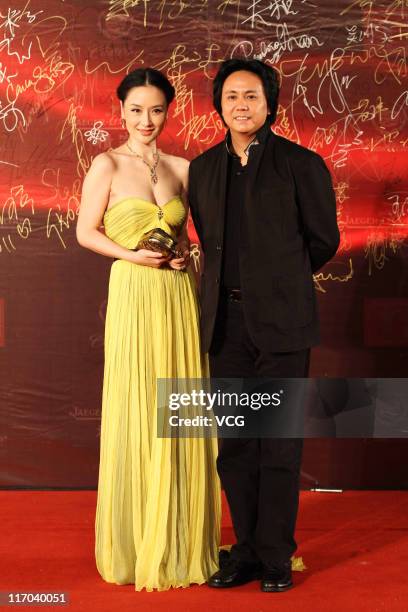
[188,125,340,354]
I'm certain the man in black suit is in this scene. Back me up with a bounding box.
[188,59,340,592]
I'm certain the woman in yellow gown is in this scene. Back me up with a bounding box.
[76,68,221,591]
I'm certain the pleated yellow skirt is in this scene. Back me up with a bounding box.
[95,260,221,591]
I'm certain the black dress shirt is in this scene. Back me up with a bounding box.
[221,153,246,289]
[221,127,264,289]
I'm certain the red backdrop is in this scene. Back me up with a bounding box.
[0,0,407,488]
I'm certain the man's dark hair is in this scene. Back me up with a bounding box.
[117,68,175,106]
[213,59,280,125]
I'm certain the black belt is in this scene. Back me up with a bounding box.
[221,287,242,302]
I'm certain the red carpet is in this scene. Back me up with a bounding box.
[1,490,407,611]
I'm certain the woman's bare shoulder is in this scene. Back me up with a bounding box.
[161,152,189,170]
[90,150,117,171]
[162,153,189,185]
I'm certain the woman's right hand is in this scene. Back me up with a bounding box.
[131,249,170,268]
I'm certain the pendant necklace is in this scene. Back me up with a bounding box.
[126,141,160,184]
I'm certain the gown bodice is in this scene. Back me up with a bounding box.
[103,196,186,250]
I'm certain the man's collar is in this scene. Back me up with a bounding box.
[225,119,271,157]
[256,119,272,143]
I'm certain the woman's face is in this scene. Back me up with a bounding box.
[121,85,167,145]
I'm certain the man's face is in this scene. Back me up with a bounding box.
[221,70,270,136]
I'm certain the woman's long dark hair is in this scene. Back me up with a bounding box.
[117,68,175,105]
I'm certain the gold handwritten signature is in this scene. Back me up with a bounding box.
[60,103,91,178]
[364,232,405,275]
[313,258,354,293]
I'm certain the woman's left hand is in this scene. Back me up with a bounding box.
[168,245,190,270]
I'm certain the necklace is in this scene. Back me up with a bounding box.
[126,141,160,184]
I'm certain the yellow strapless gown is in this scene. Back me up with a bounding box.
[95,196,221,591]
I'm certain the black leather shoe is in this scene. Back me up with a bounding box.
[261,563,293,592]
[208,560,261,588]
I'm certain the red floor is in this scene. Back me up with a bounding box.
[1,490,407,611]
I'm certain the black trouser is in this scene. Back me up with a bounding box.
[209,296,310,568]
